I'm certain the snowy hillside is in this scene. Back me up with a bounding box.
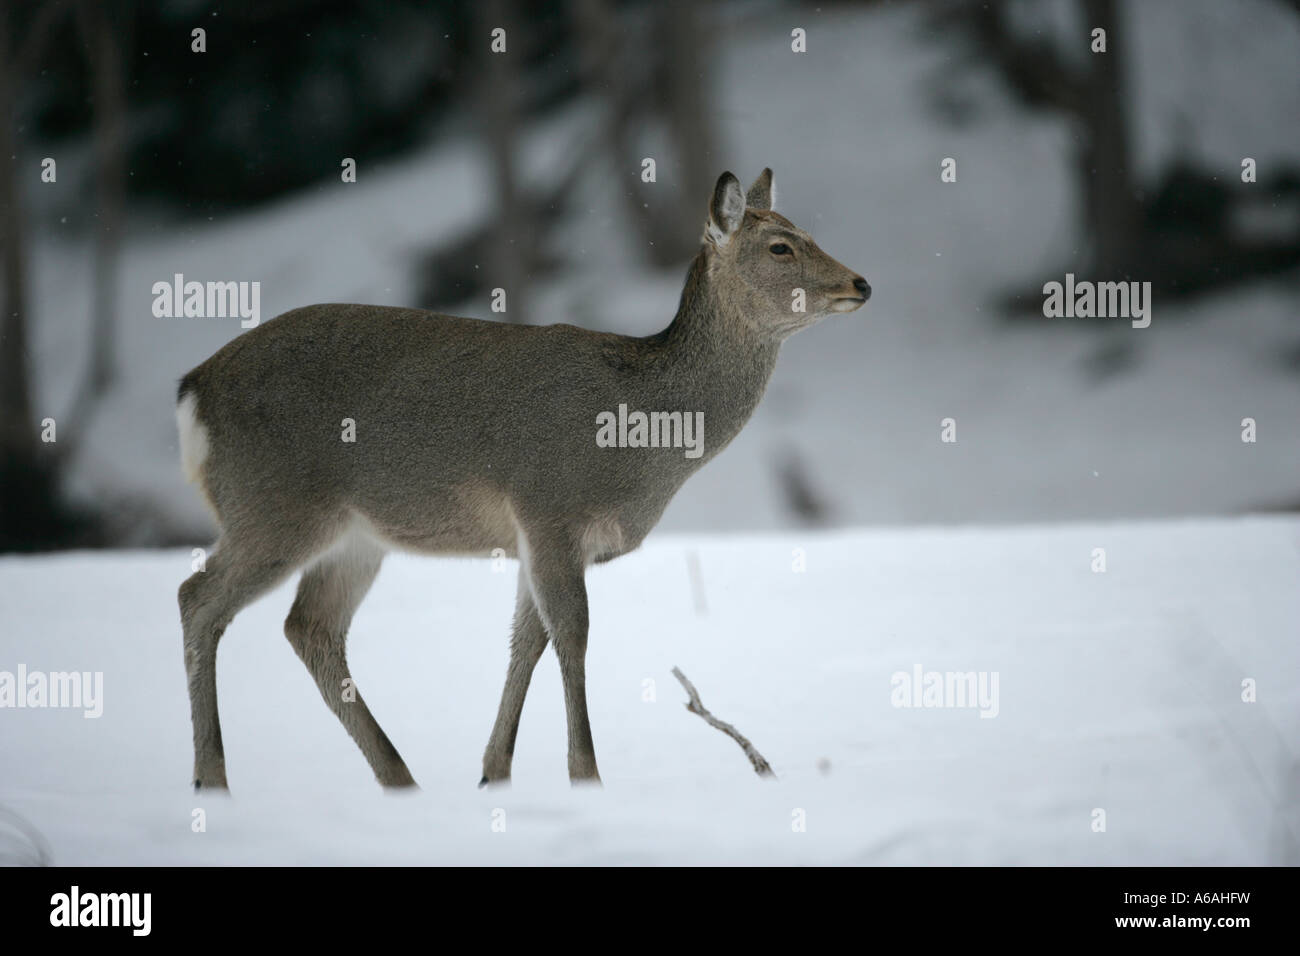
[21,0,1300,542]
[1,517,1296,865]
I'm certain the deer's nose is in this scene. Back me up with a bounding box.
[853,277,871,300]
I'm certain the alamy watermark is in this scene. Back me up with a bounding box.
[152,273,260,328]
[0,665,103,718]
[50,886,150,936]
[596,404,704,459]
[1042,273,1151,329]
[890,664,999,718]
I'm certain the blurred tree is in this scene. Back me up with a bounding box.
[930,0,1300,311]
[479,0,532,323]
[651,0,719,261]
[24,0,481,211]
[576,0,716,266]
[70,0,129,412]
[0,0,100,550]
[931,0,1138,279]
[418,0,722,310]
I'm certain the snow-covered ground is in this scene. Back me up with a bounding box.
[20,0,1300,541]
[1,517,1296,864]
[6,0,1297,866]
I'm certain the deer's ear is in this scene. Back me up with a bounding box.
[705,172,745,246]
[746,168,775,211]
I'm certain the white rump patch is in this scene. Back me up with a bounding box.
[176,392,210,484]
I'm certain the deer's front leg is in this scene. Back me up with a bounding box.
[521,534,601,784]
[481,568,548,786]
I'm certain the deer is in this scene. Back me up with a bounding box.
[175,169,870,791]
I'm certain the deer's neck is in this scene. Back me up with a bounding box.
[646,252,780,462]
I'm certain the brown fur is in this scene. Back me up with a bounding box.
[176,169,867,790]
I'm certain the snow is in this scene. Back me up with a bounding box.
[6,0,1298,866]
[2,517,1296,864]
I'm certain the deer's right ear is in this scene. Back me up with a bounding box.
[745,168,775,211]
[705,172,745,247]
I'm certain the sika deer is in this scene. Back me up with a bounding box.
[176,169,869,790]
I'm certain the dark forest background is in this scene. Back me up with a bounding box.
[2,0,1298,551]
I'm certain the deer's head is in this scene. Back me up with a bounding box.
[702,169,869,341]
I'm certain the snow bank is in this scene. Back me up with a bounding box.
[1,517,1296,864]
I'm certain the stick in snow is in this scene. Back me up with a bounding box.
[671,666,775,779]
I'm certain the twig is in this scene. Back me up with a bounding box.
[671,667,775,779]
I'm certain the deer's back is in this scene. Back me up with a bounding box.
[181,304,686,556]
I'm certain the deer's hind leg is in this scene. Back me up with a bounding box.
[283,528,415,789]
[180,535,308,791]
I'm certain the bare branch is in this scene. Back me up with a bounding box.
[927,0,1087,117]
[671,667,775,779]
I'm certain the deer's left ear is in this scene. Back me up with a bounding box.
[745,168,776,211]
[705,171,746,246]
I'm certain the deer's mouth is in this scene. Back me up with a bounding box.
[829,296,867,313]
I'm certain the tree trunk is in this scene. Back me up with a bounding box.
[0,8,35,444]
[656,0,716,264]
[74,0,127,408]
[574,0,648,250]
[1079,0,1138,278]
[0,5,66,550]
[576,0,717,268]
[479,0,530,324]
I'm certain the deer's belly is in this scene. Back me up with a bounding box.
[353,480,519,558]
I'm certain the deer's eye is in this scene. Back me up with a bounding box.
[769,243,793,257]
